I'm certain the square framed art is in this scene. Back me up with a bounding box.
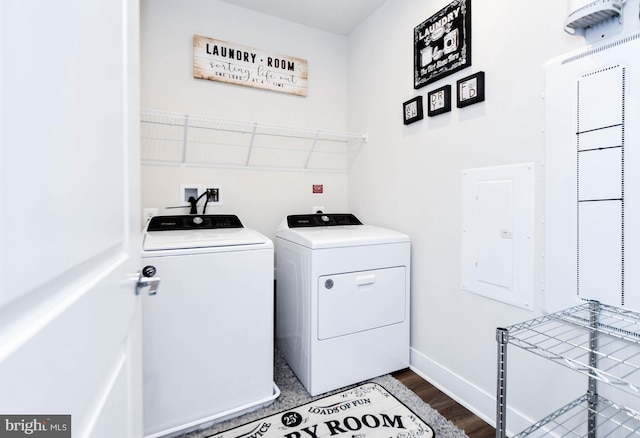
[403,96,424,125]
[414,0,472,89]
[427,85,451,116]
[456,71,485,108]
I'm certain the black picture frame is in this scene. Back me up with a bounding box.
[414,0,471,89]
[403,96,424,125]
[427,85,452,116]
[456,71,485,108]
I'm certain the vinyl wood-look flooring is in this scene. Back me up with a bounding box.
[393,368,496,438]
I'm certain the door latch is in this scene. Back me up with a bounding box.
[136,265,160,296]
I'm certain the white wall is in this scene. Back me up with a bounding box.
[346,0,587,432]
[140,0,352,238]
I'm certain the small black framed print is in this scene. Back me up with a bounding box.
[456,71,484,108]
[403,96,424,125]
[427,85,452,117]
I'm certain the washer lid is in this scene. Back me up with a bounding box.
[277,224,410,249]
[143,227,270,250]
[142,215,270,250]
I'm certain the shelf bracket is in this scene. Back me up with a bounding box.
[245,122,258,167]
[181,114,189,166]
[304,130,321,170]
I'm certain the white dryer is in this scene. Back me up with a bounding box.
[275,213,410,396]
[141,215,277,438]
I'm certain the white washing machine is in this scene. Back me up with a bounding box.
[275,213,410,396]
[141,214,278,438]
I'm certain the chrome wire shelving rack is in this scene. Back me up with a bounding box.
[140,109,367,173]
[496,301,640,437]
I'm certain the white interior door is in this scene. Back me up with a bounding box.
[0,1,142,437]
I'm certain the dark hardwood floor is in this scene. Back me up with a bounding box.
[393,368,496,438]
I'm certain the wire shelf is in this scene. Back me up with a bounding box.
[497,302,640,438]
[140,109,367,173]
[504,302,640,395]
[513,395,640,437]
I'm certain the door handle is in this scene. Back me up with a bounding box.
[356,274,376,286]
[136,266,160,296]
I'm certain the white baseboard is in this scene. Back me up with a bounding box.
[409,347,534,436]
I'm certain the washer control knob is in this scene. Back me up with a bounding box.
[325,279,334,289]
[193,216,203,225]
[321,215,330,222]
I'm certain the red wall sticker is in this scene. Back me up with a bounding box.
[312,184,323,194]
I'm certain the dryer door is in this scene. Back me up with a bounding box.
[317,267,406,340]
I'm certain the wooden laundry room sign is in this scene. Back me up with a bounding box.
[193,35,308,96]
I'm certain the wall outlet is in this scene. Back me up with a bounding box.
[143,208,158,228]
[206,188,220,203]
[312,206,325,214]
[143,208,158,220]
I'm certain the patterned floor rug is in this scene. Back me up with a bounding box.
[178,351,469,438]
[207,382,434,438]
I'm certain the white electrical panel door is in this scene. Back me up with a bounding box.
[545,33,640,313]
[317,267,406,340]
[476,180,514,291]
[461,164,535,310]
